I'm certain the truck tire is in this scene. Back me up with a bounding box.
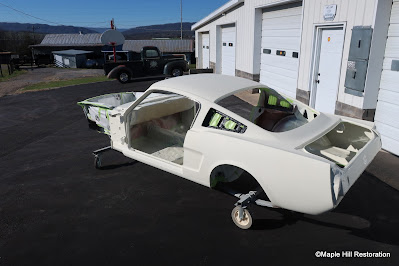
[171,67,183,77]
[117,71,130,84]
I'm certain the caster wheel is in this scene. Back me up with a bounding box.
[94,155,102,169]
[231,206,253,229]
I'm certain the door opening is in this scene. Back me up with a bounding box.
[311,26,345,114]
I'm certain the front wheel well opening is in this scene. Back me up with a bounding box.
[210,165,269,201]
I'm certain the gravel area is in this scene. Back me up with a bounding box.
[0,67,104,97]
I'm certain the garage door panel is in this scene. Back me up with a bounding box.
[383,57,394,69]
[375,101,399,128]
[261,29,301,38]
[260,65,297,80]
[262,18,302,30]
[373,1,399,155]
[260,71,297,95]
[374,123,399,142]
[384,37,399,58]
[262,23,301,31]
[221,26,236,76]
[261,37,300,50]
[260,5,301,97]
[390,3,399,23]
[388,23,399,36]
[262,16,302,25]
[260,55,298,72]
[261,49,299,59]
[262,6,302,18]
[221,27,235,33]
[380,71,399,92]
[376,90,399,105]
[380,135,399,155]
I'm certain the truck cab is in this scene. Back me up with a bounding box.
[104,46,189,83]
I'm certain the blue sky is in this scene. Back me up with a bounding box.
[0,0,229,28]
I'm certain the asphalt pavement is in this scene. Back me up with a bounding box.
[0,78,398,265]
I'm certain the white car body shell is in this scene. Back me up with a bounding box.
[101,74,381,215]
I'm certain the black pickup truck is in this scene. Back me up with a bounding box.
[104,46,189,83]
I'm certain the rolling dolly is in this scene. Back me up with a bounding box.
[93,146,112,169]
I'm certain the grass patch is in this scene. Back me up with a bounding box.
[189,64,196,69]
[23,76,109,91]
[0,65,27,82]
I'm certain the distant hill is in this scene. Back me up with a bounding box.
[88,27,129,33]
[0,22,97,34]
[123,22,195,40]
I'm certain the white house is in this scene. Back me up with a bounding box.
[192,0,399,156]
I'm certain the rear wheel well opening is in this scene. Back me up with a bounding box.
[210,165,269,201]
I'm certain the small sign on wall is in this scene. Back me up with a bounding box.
[324,5,337,21]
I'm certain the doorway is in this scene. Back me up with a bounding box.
[311,26,345,114]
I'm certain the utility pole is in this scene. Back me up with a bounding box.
[29,25,40,67]
[29,25,40,44]
[180,0,183,40]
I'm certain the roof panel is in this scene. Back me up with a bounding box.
[151,74,260,102]
[40,33,102,45]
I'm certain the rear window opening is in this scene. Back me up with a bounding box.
[217,87,317,133]
[304,122,374,167]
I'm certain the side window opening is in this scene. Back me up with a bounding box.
[127,91,200,165]
[216,88,314,133]
[202,108,247,133]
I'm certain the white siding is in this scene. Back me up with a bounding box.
[298,0,377,109]
[193,0,301,75]
[375,0,399,155]
[194,0,389,115]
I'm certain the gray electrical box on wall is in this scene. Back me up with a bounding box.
[344,26,373,96]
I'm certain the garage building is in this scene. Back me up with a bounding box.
[192,0,399,156]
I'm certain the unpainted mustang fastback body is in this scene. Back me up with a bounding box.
[79,74,381,229]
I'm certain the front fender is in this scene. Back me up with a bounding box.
[107,66,133,79]
[163,61,189,75]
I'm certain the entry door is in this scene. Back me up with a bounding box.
[221,26,236,76]
[313,28,345,113]
[202,33,210,68]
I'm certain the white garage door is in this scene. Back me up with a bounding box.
[375,0,399,156]
[201,33,210,69]
[221,26,236,76]
[260,3,302,98]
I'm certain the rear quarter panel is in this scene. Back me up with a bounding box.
[183,101,334,215]
[184,129,334,215]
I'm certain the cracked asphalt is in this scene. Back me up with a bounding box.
[0,78,398,265]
